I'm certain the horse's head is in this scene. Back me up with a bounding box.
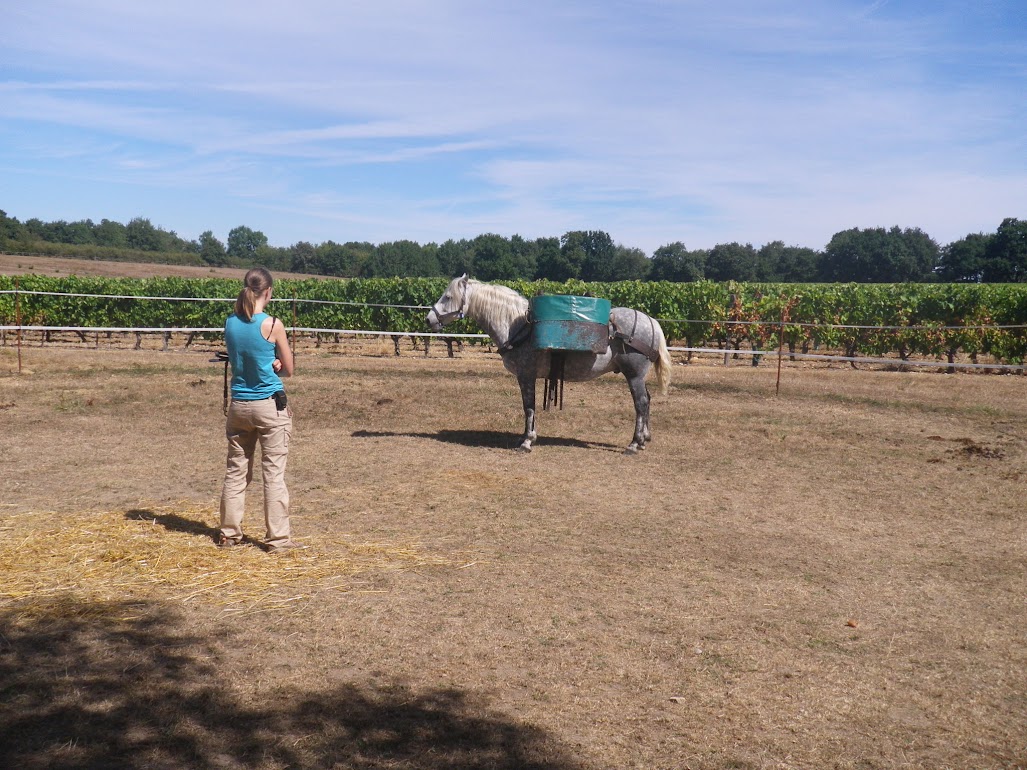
[427,273,470,331]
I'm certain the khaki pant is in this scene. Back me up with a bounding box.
[219,397,293,547]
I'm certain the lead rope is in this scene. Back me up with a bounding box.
[211,351,230,415]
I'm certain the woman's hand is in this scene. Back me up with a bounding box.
[272,358,283,373]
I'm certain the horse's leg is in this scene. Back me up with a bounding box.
[624,367,651,455]
[516,373,537,452]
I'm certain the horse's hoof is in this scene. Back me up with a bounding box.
[515,444,533,453]
[623,446,639,456]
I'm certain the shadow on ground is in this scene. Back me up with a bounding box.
[0,599,586,770]
[352,428,620,451]
[125,508,216,538]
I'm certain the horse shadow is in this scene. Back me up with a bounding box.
[351,428,621,452]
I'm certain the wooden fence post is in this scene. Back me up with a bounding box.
[291,295,298,351]
[776,296,796,396]
[15,277,23,374]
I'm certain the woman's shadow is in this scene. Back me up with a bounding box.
[125,509,217,538]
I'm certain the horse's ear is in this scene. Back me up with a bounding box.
[460,273,468,284]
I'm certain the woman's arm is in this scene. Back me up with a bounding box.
[263,316,295,377]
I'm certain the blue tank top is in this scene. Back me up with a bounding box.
[225,312,284,400]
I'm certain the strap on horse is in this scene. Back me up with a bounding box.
[498,319,532,354]
[610,309,660,362]
[211,351,230,415]
[543,352,566,411]
[499,317,566,410]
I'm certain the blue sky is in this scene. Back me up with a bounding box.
[1,0,1025,255]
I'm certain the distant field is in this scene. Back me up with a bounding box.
[0,252,323,281]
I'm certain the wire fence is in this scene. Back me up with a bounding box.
[2,288,1026,373]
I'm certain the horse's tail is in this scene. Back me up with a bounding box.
[652,320,672,396]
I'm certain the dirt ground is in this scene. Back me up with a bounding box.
[1,335,1026,769]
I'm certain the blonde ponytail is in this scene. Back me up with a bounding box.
[234,267,273,322]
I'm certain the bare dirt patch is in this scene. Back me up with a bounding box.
[2,343,1026,769]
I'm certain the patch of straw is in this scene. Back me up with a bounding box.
[0,504,455,618]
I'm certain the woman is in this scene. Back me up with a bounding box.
[217,267,302,554]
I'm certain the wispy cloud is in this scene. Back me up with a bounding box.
[1,0,1024,252]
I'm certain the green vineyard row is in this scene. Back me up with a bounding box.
[3,275,1027,364]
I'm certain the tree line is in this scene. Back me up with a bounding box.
[1,210,1024,283]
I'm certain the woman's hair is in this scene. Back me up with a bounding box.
[234,267,274,322]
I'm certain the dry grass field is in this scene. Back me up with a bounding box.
[0,252,320,281]
[2,329,1026,768]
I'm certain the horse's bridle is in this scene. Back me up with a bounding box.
[428,281,469,328]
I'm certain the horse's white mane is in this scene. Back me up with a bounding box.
[465,280,529,334]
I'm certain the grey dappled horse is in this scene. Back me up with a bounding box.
[426,275,673,454]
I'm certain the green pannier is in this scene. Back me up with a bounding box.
[529,295,611,354]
